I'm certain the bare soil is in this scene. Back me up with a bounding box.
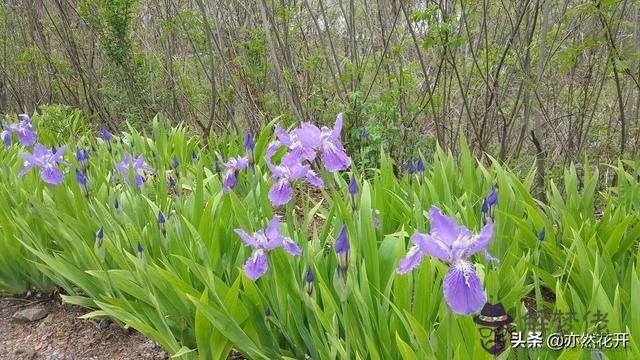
[0,292,168,360]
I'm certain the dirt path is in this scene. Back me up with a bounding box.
[0,292,168,360]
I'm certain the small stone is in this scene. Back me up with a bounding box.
[99,318,111,329]
[13,306,48,322]
[55,330,65,337]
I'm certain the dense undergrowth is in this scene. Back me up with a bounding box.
[1,110,639,359]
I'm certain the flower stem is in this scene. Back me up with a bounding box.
[342,301,350,359]
[447,310,452,360]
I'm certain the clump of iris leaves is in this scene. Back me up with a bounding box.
[1,111,639,359]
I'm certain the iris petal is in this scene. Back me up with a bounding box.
[244,250,269,281]
[443,262,486,315]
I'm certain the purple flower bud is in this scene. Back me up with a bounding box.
[52,145,57,154]
[537,227,545,242]
[305,266,314,295]
[361,127,367,139]
[335,225,349,272]
[76,148,90,170]
[114,197,119,209]
[407,160,414,176]
[76,169,88,197]
[75,168,87,186]
[481,198,488,214]
[348,174,358,196]
[192,150,197,160]
[168,176,176,187]
[101,127,111,143]
[374,209,381,229]
[487,187,498,206]
[265,307,271,317]
[158,211,166,236]
[137,242,143,253]
[244,128,255,152]
[215,162,221,175]
[96,226,104,248]
[416,158,425,173]
[172,156,179,170]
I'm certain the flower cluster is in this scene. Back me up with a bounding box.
[264,113,351,206]
[115,152,155,188]
[19,145,70,185]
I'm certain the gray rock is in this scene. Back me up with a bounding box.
[13,306,48,322]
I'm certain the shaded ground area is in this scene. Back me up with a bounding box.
[0,292,168,360]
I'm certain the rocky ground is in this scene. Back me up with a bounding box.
[0,291,168,360]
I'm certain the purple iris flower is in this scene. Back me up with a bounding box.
[76,148,90,170]
[76,169,88,196]
[18,144,70,185]
[115,152,155,188]
[234,215,301,281]
[397,206,495,315]
[264,141,324,206]
[215,152,249,193]
[274,113,351,172]
[274,123,320,168]
[2,114,37,148]
[318,113,351,172]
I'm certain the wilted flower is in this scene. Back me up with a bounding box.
[304,266,314,295]
[234,215,301,281]
[335,224,350,273]
[397,206,495,315]
[19,144,70,185]
[537,227,545,242]
[115,153,155,188]
[76,148,90,170]
[215,152,249,193]
[2,114,37,148]
[76,169,88,197]
[264,142,323,206]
